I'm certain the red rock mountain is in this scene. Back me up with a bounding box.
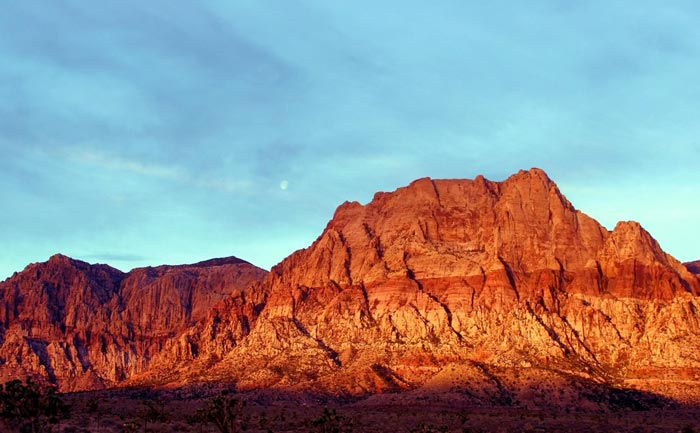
[2,168,700,405]
[177,168,700,401]
[0,255,267,391]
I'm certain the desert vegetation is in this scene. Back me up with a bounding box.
[9,385,687,433]
[0,377,70,433]
[2,371,699,433]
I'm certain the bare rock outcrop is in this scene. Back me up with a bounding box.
[0,255,266,391]
[2,168,699,403]
[203,168,700,396]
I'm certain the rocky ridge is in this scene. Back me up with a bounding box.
[187,168,700,401]
[2,168,699,405]
[0,255,267,391]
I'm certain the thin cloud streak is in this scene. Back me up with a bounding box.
[61,148,253,193]
[70,150,183,180]
[79,253,149,263]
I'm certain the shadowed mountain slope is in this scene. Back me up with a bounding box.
[686,260,700,275]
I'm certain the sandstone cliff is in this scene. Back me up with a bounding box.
[0,255,266,391]
[2,168,699,404]
[198,169,700,399]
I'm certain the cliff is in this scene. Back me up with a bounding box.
[0,255,267,391]
[2,168,700,405]
[197,169,700,398]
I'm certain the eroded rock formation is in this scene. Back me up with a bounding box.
[2,168,699,402]
[0,255,266,391]
[196,168,700,397]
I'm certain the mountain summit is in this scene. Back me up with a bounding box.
[1,169,699,405]
[193,168,698,398]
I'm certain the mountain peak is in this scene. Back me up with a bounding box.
[47,253,74,264]
[514,166,551,180]
[603,220,667,263]
[190,256,250,267]
[316,168,599,288]
[224,169,700,395]
[505,167,554,187]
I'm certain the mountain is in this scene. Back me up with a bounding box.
[0,255,267,391]
[2,168,700,407]
[686,260,700,275]
[177,168,700,403]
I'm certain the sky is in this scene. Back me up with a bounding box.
[1,1,699,280]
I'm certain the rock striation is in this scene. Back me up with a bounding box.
[0,255,266,391]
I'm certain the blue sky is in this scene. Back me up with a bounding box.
[1,1,699,279]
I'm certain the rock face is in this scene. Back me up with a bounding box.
[198,168,700,397]
[2,168,700,403]
[0,255,267,391]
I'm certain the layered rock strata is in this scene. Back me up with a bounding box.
[200,168,700,396]
[2,168,699,401]
[0,255,266,391]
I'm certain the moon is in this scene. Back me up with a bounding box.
[280,180,289,190]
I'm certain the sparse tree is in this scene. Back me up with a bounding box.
[311,407,353,433]
[121,420,141,433]
[139,397,169,433]
[86,397,106,432]
[409,423,448,433]
[190,390,248,433]
[0,377,70,433]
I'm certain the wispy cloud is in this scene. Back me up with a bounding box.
[63,148,252,193]
[71,149,183,180]
[79,253,149,263]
